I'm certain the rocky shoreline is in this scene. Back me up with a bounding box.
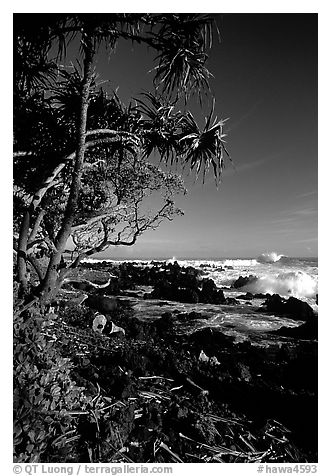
[57,261,317,461]
[14,260,317,463]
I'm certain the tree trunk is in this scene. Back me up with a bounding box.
[39,37,95,303]
[17,210,31,295]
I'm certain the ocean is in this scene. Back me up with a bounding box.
[83,252,318,343]
[167,253,318,307]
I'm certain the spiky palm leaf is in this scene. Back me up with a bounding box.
[88,90,142,133]
[150,14,215,99]
[50,67,87,121]
[180,101,230,183]
[136,92,185,163]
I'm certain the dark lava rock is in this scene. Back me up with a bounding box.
[254,293,271,299]
[177,288,200,303]
[150,282,199,304]
[84,295,118,314]
[224,297,240,305]
[264,294,285,313]
[273,319,318,340]
[264,294,315,321]
[232,275,258,289]
[199,278,226,304]
[177,311,210,322]
[285,297,315,321]
[153,312,176,334]
[237,292,254,300]
[189,327,235,353]
[149,275,226,305]
[125,317,156,340]
[102,280,121,295]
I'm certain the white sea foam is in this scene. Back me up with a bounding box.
[223,259,258,267]
[257,251,284,263]
[240,270,318,299]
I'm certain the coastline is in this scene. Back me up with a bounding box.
[14,260,318,463]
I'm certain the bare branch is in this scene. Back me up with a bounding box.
[13,151,35,158]
[29,151,76,213]
[72,213,111,231]
[86,129,139,141]
[28,209,46,243]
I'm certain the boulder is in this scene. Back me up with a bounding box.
[177,288,200,304]
[264,294,315,321]
[199,278,226,304]
[92,313,107,333]
[232,275,258,289]
[199,350,209,362]
[109,321,126,337]
[285,297,315,320]
[264,294,285,314]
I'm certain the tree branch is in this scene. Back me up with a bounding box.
[28,209,46,243]
[13,151,35,158]
[86,129,139,141]
[27,255,45,282]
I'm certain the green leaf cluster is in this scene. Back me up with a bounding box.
[13,308,91,462]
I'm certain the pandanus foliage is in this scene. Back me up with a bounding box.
[13,13,230,303]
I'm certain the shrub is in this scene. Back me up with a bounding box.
[13,306,91,462]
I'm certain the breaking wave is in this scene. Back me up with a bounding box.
[241,270,317,299]
[257,252,284,264]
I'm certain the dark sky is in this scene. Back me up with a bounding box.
[83,13,317,259]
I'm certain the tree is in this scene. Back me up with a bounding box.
[70,155,185,260]
[14,13,229,304]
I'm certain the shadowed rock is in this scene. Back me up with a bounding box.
[273,319,317,340]
[232,275,258,289]
[85,294,118,314]
[264,294,315,321]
